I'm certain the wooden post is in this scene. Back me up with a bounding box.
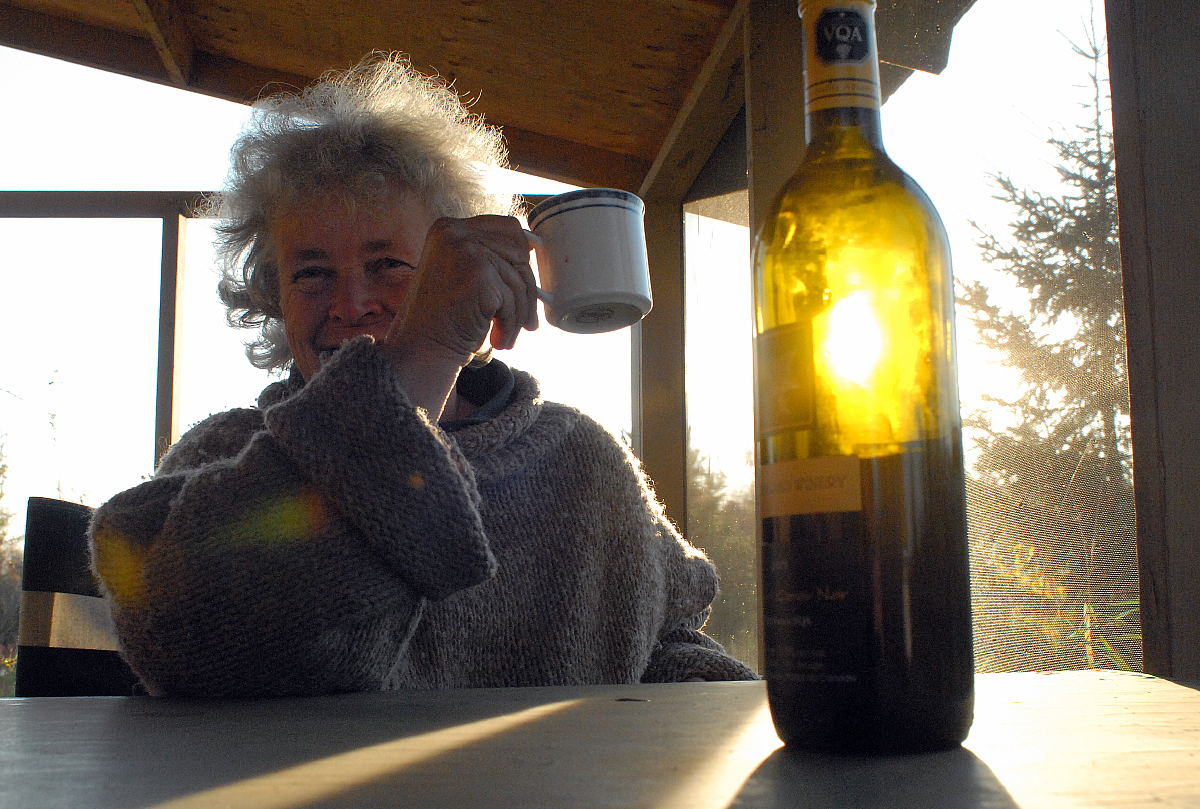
[636,3,748,526]
[1107,0,1200,681]
[745,0,806,238]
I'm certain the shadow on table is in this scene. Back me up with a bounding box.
[727,745,1023,809]
[100,687,591,808]
[58,682,768,809]
[278,682,769,809]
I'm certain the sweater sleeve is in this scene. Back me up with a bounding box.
[599,437,757,683]
[558,413,758,684]
[89,336,495,696]
[641,624,759,683]
[637,519,760,684]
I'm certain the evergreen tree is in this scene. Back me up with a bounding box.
[684,435,758,668]
[0,443,22,694]
[958,31,1140,672]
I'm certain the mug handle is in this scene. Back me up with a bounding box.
[523,229,555,307]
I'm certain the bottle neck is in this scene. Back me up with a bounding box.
[806,106,884,155]
[799,1,885,155]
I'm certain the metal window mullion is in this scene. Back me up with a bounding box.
[154,213,185,466]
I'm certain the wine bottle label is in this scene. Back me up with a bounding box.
[756,322,816,433]
[758,455,862,516]
[802,3,881,113]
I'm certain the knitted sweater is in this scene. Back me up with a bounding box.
[90,336,757,696]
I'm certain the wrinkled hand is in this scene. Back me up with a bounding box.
[387,215,539,362]
[381,215,539,421]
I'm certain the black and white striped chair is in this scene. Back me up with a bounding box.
[15,497,142,697]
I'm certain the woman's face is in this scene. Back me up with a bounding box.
[273,191,438,381]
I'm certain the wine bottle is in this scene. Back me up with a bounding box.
[752,0,974,753]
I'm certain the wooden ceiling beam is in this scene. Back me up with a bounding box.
[0,7,295,107]
[186,51,312,104]
[0,190,203,218]
[129,0,194,86]
[0,4,173,85]
[499,125,651,193]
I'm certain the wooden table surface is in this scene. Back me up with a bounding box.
[1,670,1197,809]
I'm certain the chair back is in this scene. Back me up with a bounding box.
[15,497,142,696]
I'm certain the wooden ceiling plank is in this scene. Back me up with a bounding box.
[188,51,648,190]
[180,0,733,166]
[129,0,195,86]
[639,0,749,201]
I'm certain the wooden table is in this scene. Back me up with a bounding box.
[1,670,1196,809]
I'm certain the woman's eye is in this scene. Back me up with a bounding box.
[291,266,334,293]
[371,257,415,284]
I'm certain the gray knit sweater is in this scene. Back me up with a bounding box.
[90,336,756,696]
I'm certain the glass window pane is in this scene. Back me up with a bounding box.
[0,46,252,192]
[683,191,758,669]
[503,323,632,441]
[882,0,1139,671]
[174,219,281,436]
[0,219,162,537]
[505,209,632,441]
[684,0,1136,676]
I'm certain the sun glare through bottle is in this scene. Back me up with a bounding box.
[752,0,975,753]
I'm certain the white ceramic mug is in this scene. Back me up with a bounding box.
[526,188,653,334]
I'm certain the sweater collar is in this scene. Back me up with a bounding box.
[439,359,517,432]
[255,351,554,466]
[257,357,518,420]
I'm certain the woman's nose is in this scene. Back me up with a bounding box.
[328,276,382,322]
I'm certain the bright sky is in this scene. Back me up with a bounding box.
[0,0,1108,536]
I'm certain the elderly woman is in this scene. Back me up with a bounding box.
[89,53,755,696]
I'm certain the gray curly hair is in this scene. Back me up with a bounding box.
[208,52,518,372]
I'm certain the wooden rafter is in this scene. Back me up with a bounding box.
[0,4,164,84]
[498,125,650,192]
[129,0,194,86]
[640,0,748,202]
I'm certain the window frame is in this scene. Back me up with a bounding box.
[0,191,202,469]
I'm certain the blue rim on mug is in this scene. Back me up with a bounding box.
[527,188,645,230]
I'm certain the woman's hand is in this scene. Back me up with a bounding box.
[382,215,539,419]
[392,215,538,357]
